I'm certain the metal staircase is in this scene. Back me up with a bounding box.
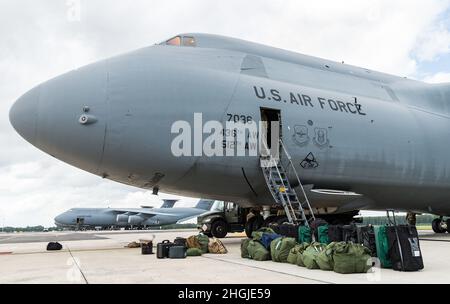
[260,139,316,227]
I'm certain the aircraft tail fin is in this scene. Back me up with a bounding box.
[161,199,178,208]
[195,199,215,211]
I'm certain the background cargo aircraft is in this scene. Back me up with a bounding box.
[54,199,216,230]
[9,33,450,235]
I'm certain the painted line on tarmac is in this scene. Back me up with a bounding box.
[202,255,333,284]
[420,238,450,243]
[66,245,89,284]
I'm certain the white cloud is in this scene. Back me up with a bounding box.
[1,0,450,226]
[424,72,450,83]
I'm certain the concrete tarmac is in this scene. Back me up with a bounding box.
[0,229,449,284]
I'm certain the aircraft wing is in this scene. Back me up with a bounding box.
[109,208,180,217]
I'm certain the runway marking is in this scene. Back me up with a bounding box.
[201,255,333,284]
[66,245,89,284]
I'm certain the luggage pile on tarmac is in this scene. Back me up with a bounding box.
[155,233,228,259]
[241,217,424,273]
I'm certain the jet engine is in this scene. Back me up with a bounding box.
[128,215,145,225]
[116,214,129,223]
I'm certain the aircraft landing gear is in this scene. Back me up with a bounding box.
[406,212,417,226]
[432,217,447,234]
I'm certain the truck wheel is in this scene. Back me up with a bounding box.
[211,220,228,238]
[432,218,446,233]
[245,215,264,238]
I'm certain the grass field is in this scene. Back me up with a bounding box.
[416,225,432,231]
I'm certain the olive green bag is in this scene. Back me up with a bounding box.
[295,243,310,267]
[241,239,251,259]
[287,245,303,265]
[197,234,210,254]
[247,240,270,261]
[333,242,372,274]
[270,237,297,263]
[302,242,327,269]
[186,248,203,256]
[316,242,338,271]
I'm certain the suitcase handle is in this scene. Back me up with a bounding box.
[162,240,170,244]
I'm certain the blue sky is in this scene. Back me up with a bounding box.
[414,7,450,80]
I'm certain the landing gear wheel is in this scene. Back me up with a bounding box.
[262,215,277,227]
[276,216,289,225]
[432,218,446,233]
[245,215,264,238]
[211,220,228,239]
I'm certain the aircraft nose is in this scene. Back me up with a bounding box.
[9,85,40,145]
[10,63,109,175]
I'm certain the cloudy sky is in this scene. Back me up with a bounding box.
[1,0,450,227]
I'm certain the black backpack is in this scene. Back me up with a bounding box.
[357,225,377,257]
[342,224,358,243]
[328,225,344,242]
[386,225,424,272]
[47,242,63,251]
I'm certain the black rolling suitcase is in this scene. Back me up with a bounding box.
[342,224,358,243]
[157,240,174,259]
[386,210,424,272]
[357,225,377,257]
[328,225,343,242]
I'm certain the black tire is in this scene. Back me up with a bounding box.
[432,218,446,233]
[211,220,228,238]
[275,216,289,225]
[245,215,264,238]
[447,219,450,234]
[263,215,277,227]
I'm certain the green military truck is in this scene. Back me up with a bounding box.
[197,202,256,238]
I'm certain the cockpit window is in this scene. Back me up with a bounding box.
[164,35,196,47]
[182,36,196,47]
[166,36,181,46]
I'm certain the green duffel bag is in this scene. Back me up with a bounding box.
[241,239,251,259]
[287,244,303,264]
[295,243,310,267]
[187,248,203,256]
[197,234,210,254]
[374,225,392,268]
[317,225,329,244]
[251,227,276,241]
[298,226,312,243]
[302,242,326,269]
[271,237,297,263]
[247,240,270,261]
[333,242,372,274]
[316,242,338,271]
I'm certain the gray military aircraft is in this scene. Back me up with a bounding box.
[54,199,216,230]
[9,33,450,235]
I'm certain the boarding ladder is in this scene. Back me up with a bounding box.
[260,139,316,227]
